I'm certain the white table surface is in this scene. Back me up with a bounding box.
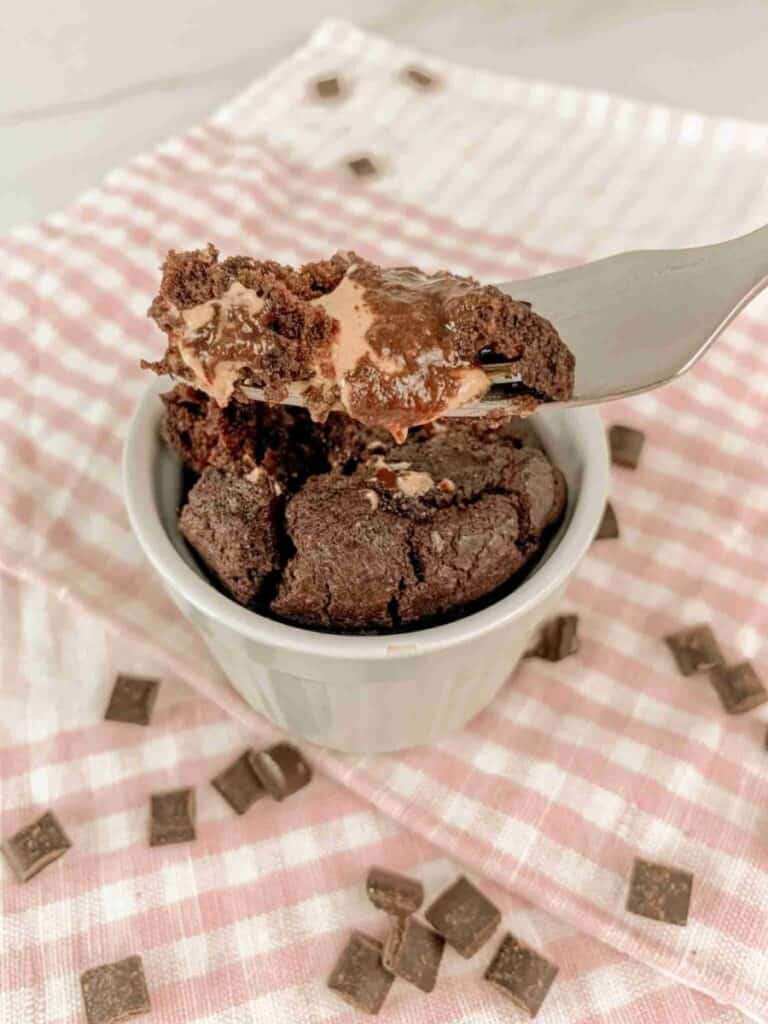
[3,0,768,233]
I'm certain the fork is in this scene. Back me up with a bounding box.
[467,222,768,416]
[242,224,768,417]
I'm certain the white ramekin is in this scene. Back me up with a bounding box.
[123,380,609,753]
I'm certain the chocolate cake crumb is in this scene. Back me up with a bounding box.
[145,248,574,440]
[150,255,572,632]
[161,387,567,633]
[162,384,330,485]
[271,424,565,631]
[180,467,281,606]
[272,474,415,631]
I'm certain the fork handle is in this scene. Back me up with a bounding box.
[711,223,768,284]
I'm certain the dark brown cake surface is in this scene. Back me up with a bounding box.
[145,247,574,440]
[179,466,282,606]
[163,386,566,633]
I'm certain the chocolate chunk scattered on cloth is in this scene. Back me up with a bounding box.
[327,931,394,1015]
[211,750,265,814]
[347,156,378,177]
[367,866,424,916]
[709,662,767,714]
[2,810,72,882]
[425,875,501,958]
[148,788,196,846]
[80,955,151,1024]
[595,501,620,540]
[626,858,693,925]
[608,424,645,469]
[664,624,724,676]
[249,743,312,801]
[526,614,579,662]
[484,933,558,1018]
[402,65,440,89]
[104,674,160,726]
[382,916,444,992]
[314,75,343,98]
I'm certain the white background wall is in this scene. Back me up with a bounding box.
[2,0,767,231]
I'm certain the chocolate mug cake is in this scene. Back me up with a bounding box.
[143,247,574,633]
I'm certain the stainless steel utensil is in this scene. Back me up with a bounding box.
[243,224,768,417]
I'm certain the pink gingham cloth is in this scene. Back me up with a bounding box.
[1,18,767,1022]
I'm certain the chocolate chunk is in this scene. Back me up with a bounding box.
[367,866,424,916]
[248,743,312,801]
[211,751,265,814]
[484,933,558,1018]
[709,661,767,714]
[383,916,444,992]
[348,156,378,178]
[105,674,160,726]
[315,75,342,99]
[148,788,196,846]
[402,66,440,89]
[665,624,724,676]
[327,931,394,1015]
[2,810,71,882]
[80,955,151,1024]
[609,424,645,469]
[595,501,620,540]
[425,875,501,958]
[626,857,692,925]
[526,614,579,662]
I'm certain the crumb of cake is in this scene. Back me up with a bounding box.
[165,388,567,633]
[144,249,574,441]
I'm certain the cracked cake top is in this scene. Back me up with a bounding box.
[164,387,566,632]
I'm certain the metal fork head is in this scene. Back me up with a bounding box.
[246,225,768,419]
[493,223,768,411]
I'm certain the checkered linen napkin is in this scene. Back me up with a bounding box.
[1,17,767,1022]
